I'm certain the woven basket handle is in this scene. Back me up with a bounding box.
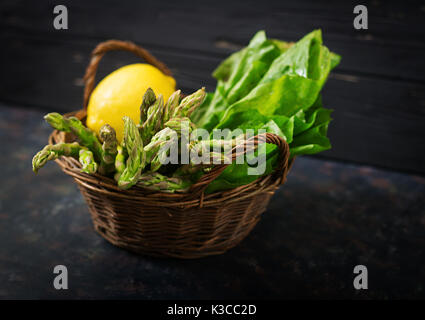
[190,132,291,194]
[82,40,172,111]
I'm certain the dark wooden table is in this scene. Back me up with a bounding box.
[1,104,424,299]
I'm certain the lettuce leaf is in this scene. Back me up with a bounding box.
[192,30,339,193]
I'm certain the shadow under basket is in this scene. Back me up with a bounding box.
[48,40,293,259]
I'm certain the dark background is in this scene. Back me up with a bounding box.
[0,0,424,300]
[1,0,425,173]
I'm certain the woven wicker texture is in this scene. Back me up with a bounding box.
[49,40,292,258]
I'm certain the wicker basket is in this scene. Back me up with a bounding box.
[49,40,293,259]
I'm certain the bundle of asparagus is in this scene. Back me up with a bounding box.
[32,87,242,193]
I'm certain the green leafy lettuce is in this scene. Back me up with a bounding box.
[191,30,340,193]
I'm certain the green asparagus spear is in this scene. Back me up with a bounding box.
[190,139,234,155]
[44,113,103,161]
[188,150,232,166]
[173,138,240,176]
[98,124,118,175]
[140,88,156,124]
[78,149,98,174]
[163,90,181,123]
[144,127,178,169]
[33,142,80,173]
[188,134,247,166]
[67,117,103,161]
[44,112,70,132]
[150,140,176,172]
[118,117,146,189]
[172,87,206,118]
[164,117,196,136]
[190,133,246,153]
[139,95,165,145]
[114,145,126,181]
[164,117,194,163]
[32,142,98,174]
[138,172,191,193]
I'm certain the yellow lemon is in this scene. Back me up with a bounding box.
[86,63,176,142]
